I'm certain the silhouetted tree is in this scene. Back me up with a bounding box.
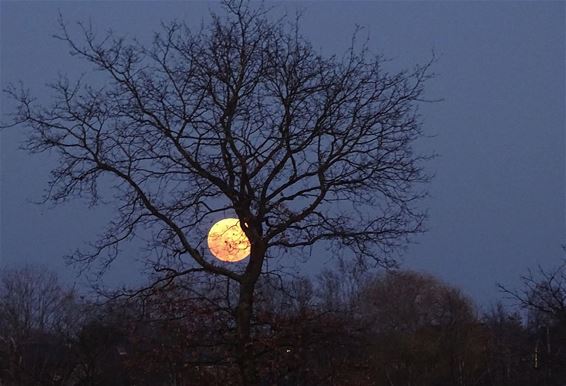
[3,1,433,382]
[500,262,566,385]
[482,303,532,386]
[0,266,79,385]
[501,262,566,322]
[354,271,483,386]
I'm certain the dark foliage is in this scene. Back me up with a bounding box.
[1,264,563,386]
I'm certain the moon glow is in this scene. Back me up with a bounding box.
[207,218,251,262]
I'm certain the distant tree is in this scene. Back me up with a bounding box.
[500,262,566,385]
[121,279,239,385]
[354,270,483,386]
[500,262,566,323]
[482,303,533,386]
[0,265,74,336]
[257,270,486,386]
[0,266,79,385]
[3,1,433,382]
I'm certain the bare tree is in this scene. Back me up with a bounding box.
[0,265,76,337]
[3,1,433,383]
[0,266,79,385]
[499,262,566,323]
[498,261,566,384]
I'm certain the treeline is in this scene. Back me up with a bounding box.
[1,263,566,386]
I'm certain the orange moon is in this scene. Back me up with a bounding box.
[207,218,250,262]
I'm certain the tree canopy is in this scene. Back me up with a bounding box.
[3,2,434,382]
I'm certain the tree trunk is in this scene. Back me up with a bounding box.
[236,281,258,385]
[235,237,265,385]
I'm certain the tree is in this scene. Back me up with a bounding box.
[482,303,532,386]
[0,266,79,385]
[500,262,566,323]
[3,1,433,383]
[355,271,482,386]
[499,261,566,384]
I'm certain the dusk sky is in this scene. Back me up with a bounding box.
[1,1,564,307]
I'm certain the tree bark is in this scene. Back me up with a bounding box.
[235,239,265,385]
[236,280,257,385]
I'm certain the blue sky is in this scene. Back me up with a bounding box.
[1,1,564,307]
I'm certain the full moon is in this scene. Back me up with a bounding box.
[207,218,251,262]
